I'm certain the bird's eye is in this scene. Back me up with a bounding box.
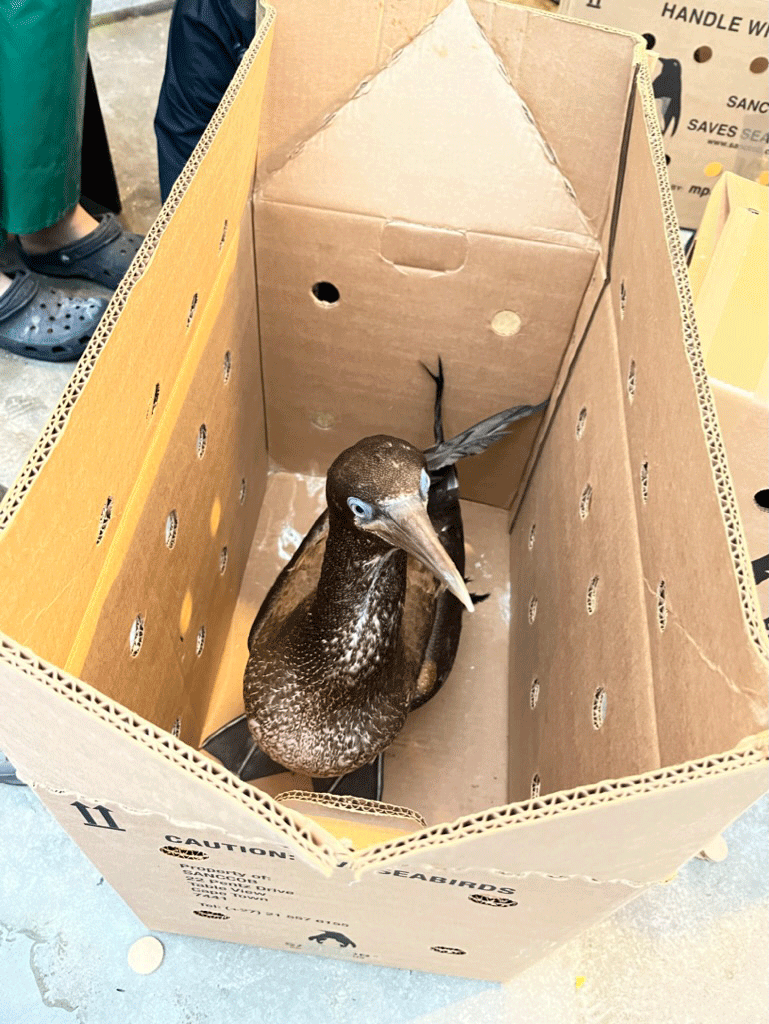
[347,496,373,520]
[419,468,430,501]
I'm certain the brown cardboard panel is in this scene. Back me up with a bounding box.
[0,18,275,672]
[468,0,638,232]
[255,202,595,508]
[29,790,641,982]
[609,68,768,765]
[693,175,768,392]
[358,741,768,885]
[258,0,449,177]
[508,291,660,804]
[0,638,336,870]
[71,205,266,742]
[561,0,769,228]
[260,1,594,243]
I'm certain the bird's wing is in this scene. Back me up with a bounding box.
[247,509,329,649]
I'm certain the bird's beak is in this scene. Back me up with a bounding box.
[372,494,474,613]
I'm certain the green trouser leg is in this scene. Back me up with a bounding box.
[0,0,92,235]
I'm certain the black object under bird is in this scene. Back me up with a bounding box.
[204,363,545,793]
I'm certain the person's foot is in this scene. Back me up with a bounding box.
[0,271,12,299]
[17,204,100,255]
[15,208,143,291]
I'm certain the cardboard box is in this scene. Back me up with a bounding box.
[0,0,766,982]
[561,0,769,229]
[689,172,768,626]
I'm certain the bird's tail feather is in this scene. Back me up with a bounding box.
[424,398,548,472]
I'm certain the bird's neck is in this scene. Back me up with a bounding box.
[313,515,406,680]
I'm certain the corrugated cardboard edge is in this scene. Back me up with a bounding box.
[2,626,765,884]
[276,790,428,827]
[0,4,277,532]
[509,43,768,666]
[351,733,769,878]
[0,632,342,876]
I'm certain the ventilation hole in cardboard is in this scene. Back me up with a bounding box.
[579,483,593,520]
[627,359,637,402]
[196,626,206,657]
[239,478,247,504]
[150,382,160,415]
[531,773,541,798]
[187,292,198,328]
[129,615,145,657]
[196,424,207,459]
[491,310,522,337]
[693,45,712,63]
[575,406,587,439]
[592,687,607,729]
[642,32,656,49]
[468,894,518,907]
[219,546,228,574]
[171,717,182,738]
[311,281,340,306]
[586,576,599,616]
[311,411,336,430]
[619,279,627,319]
[754,489,769,511]
[528,595,538,625]
[218,219,228,252]
[528,523,536,550]
[165,510,178,549]
[657,580,668,632]
[159,846,208,860]
[750,56,768,73]
[704,161,723,178]
[223,350,232,383]
[194,910,230,920]
[529,678,540,709]
[96,496,113,545]
[430,946,466,955]
[641,461,650,503]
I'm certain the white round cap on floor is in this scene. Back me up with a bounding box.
[127,935,165,974]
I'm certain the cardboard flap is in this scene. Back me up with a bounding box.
[260,0,594,245]
[0,635,339,874]
[352,739,768,885]
[277,791,427,850]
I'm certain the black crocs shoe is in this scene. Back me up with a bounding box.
[0,268,108,362]
[17,213,143,290]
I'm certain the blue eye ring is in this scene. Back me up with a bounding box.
[347,496,373,520]
[419,468,430,501]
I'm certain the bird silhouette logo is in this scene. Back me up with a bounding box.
[308,930,357,948]
[652,57,682,136]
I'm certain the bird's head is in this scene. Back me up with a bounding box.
[327,435,474,613]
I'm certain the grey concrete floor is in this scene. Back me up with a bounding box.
[1,8,768,1023]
